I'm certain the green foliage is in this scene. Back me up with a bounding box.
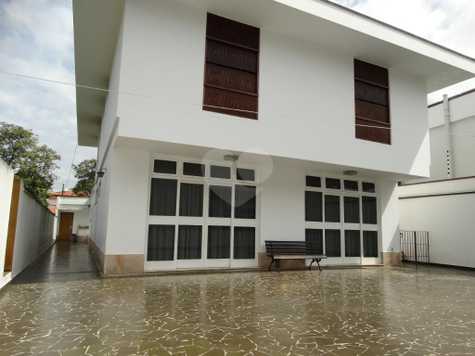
[0,122,60,203]
[73,159,96,194]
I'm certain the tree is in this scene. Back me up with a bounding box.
[72,159,96,194]
[0,122,60,203]
[0,122,35,168]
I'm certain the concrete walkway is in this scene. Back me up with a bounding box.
[11,241,98,284]
[2,247,475,354]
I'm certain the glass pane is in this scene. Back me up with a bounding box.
[344,180,359,191]
[207,226,231,259]
[325,230,341,257]
[210,165,231,179]
[362,182,376,193]
[344,197,360,223]
[149,178,177,216]
[148,225,175,261]
[154,160,176,174]
[179,183,204,217]
[305,229,323,255]
[325,195,340,223]
[305,191,322,222]
[178,225,202,259]
[306,176,321,188]
[237,168,255,181]
[209,185,232,217]
[183,162,205,177]
[235,185,256,219]
[234,227,255,259]
[362,196,377,224]
[363,231,378,257]
[326,178,341,190]
[345,230,361,257]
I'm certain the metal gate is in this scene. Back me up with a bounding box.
[400,231,430,264]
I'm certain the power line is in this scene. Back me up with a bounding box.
[3,69,475,141]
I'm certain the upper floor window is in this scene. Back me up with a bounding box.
[354,59,390,144]
[203,13,260,120]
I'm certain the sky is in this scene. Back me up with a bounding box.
[0,0,474,191]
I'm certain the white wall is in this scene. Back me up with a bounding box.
[99,144,399,266]
[104,146,150,255]
[90,156,112,253]
[399,178,475,268]
[430,117,475,179]
[73,208,90,237]
[11,183,55,278]
[0,160,14,281]
[428,91,475,179]
[110,0,429,178]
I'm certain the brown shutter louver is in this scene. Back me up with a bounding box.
[203,13,260,120]
[354,59,391,144]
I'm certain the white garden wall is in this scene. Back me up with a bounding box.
[11,183,55,278]
[399,178,475,268]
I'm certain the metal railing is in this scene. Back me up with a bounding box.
[400,231,430,264]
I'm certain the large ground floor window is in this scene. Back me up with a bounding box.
[146,157,258,271]
[304,176,380,264]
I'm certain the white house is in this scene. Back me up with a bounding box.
[48,192,90,242]
[399,89,475,268]
[73,0,475,275]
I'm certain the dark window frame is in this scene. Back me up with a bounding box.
[153,160,177,175]
[183,162,205,177]
[177,225,203,260]
[354,59,391,145]
[149,178,178,216]
[324,195,340,223]
[147,225,175,261]
[203,13,260,120]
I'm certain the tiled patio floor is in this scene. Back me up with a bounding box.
[1,243,475,355]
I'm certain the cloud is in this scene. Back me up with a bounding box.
[0,0,96,191]
[331,0,475,103]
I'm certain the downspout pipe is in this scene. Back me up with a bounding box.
[443,95,454,178]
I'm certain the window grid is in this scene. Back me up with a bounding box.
[147,157,258,266]
[305,175,379,260]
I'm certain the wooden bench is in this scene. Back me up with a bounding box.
[265,241,327,271]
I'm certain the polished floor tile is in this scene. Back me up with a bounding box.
[1,244,475,355]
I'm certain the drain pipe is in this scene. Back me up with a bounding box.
[443,95,455,178]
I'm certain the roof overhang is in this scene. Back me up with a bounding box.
[73,0,475,147]
[73,0,124,146]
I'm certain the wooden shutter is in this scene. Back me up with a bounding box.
[354,59,391,144]
[203,13,260,120]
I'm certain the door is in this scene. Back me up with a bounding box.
[58,212,74,241]
[4,176,21,272]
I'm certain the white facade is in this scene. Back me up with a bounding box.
[73,0,475,274]
[111,0,430,178]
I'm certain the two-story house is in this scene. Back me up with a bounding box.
[73,0,475,275]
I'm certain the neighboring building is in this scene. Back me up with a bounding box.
[48,191,90,242]
[400,90,475,268]
[73,0,475,275]
[427,90,475,179]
